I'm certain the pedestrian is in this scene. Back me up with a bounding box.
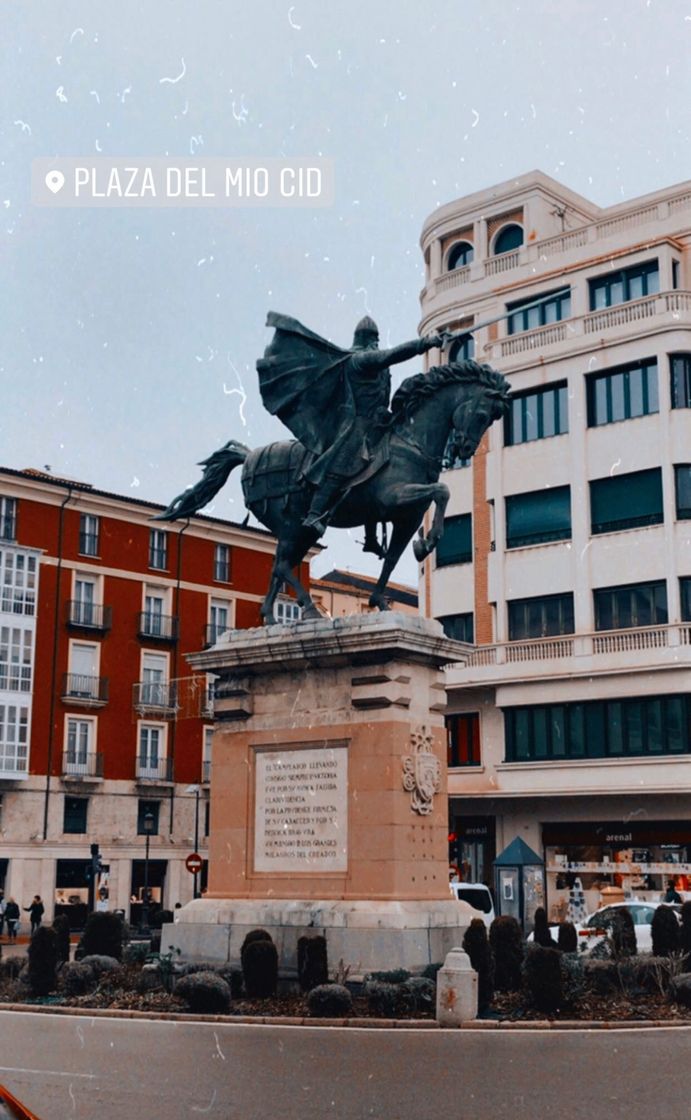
[4,897,20,942]
[0,889,5,937]
[663,878,682,904]
[24,895,44,935]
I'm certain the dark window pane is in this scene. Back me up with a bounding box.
[494,224,523,254]
[680,578,691,621]
[625,702,644,754]
[675,466,691,519]
[508,593,574,639]
[610,373,626,421]
[506,486,571,548]
[439,613,474,643]
[607,702,624,756]
[63,797,88,834]
[594,580,667,630]
[447,713,481,767]
[447,242,473,270]
[533,709,548,758]
[585,704,606,757]
[550,706,566,758]
[588,261,658,310]
[513,710,531,760]
[670,355,691,409]
[137,799,160,835]
[437,515,472,567]
[568,706,586,757]
[647,700,663,753]
[665,698,685,753]
[590,468,663,534]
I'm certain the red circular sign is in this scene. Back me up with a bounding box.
[185,852,203,874]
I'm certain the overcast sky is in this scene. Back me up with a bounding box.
[2,0,690,584]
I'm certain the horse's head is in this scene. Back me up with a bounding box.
[443,363,511,461]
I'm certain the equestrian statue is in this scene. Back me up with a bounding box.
[156,311,510,624]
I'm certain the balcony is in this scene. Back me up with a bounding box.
[0,757,28,781]
[446,623,691,688]
[62,751,104,781]
[67,600,112,633]
[135,755,173,783]
[62,673,109,707]
[203,622,231,648]
[202,759,211,784]
[137,612,179,642]
[133,681,178,717]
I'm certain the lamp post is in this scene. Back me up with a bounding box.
[140,809,155,935]
[185,785,201,899]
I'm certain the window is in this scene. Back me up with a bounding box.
[586,359,658,426]
[438,613,474,643]
[79,514,99,556]
[507,288,570,335]
[447,713,481,767]
[436,514,472,566]
[137,799,160,835]
[0,627,32,693]
[149,529,167,570]
[672,260,680,290]
[508,593,574,640]
[505,487,571,549]
[680,578,691,621]
[66,717,94,767]
[0,550,36,616]
[0,497,17,542]
[73,577,96,626]
[493,224,523,255]
[593,580,667,631]
[209,599,231,644]
[138,724,166,779]
[274,598,302,623]
[213,543,230,582]
[590,468,663,534]
[141,652,168,706]
[505,695,688,762]
[67,642,99,697]
[63,796,88,835]
[670,354,691,409]
[675,466,691,520]
[203,726,213,783]
[447,241,474,270]
[0,703,29,774]
[504,382,568,446]
[589,260,659,310]
[448,335,475,363]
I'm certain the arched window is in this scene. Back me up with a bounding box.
[449,336,475,362]
[447,241,474,271]
[492,224,524,255]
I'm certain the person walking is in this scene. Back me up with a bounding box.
[664,878,682,904]
[4,898,20,942]
[0,889,6,937]
[24,895,44,935]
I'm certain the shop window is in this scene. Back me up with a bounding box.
[504,382,568,446]
[507,288,570,335]
[594,580,667,631]
[436,514,472,566]
[671,354,691,409]
[508,593,574,640]
[590,468,663,534]
[493,224,523,255]
[589,260,659,310]
[505,486,571,549]
[79,513,99,557]
[137,799,160,835]
[438,613,474,643]
[63,796,88,835]
[447,241,474,270]
[674,465,691,520]
[586,359,658,426]
[447,713,481,767]
[0,497,17,542]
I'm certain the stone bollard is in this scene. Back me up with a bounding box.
[435,948,478,1026]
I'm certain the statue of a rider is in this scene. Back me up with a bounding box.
[257,312,442,551]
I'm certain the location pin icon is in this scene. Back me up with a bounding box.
[45,170,65,194]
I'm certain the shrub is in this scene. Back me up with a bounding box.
[80,954,121,979]
[559,952,586,1005]
[307,983,353,1018]
[297,935,328,992]
[241,938,278,998]
[652,906,681,957]
[609,908,636,959]
[122,941,150,965]
[398,977,436,1015]
[557,922,578,954]
[241,928,273,951]
[367,968,411,985]
[137,963,165,994]
[77,912,124,961]
[524,945,562,1013]
[149,931,162,954]
[27,926,59,996]
[175,971,231,1014]
[52,914,71,963]
[215,966,244,999]
[421,962,443,981]
[669,973,691,1008]
[0,957,25,982]
[489,916,524,992]
[364,980,400,1018]
[60,961,98,997]
[583,959,618,996]
[463,918,495,1012]
[150,908,174,930]
[533,908,557,949]
[680,902,691,965]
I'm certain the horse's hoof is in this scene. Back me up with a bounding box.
[413,538,428,562]
[302,604,321,620]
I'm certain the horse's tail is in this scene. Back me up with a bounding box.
[154,439,250,521]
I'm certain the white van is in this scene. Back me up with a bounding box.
[449,882,496,928]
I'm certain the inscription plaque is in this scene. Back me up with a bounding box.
[254,743,348,873]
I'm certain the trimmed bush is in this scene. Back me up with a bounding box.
[609,908,636,959]
[137,963,165,993]
[297,935,328,992]
[150,908,174,931]
[77,911,124,961]
[175,971,231,1014]
[524,945,562,1013]
[367,968,411,985]
[60,961,98,997]
[27,926,59,996]
[307,983,353,1018]
[680,902,691,966]
[215,966,243,999]
[421,962,443,981]
[241,928,273,951]
[364,980,400,1018]
[533,908,557,949]
[559,952,585,1005]
[52,914,71,963]
[652,905,681,957]
[399,977,436,1015]
[241,938,278,998]
[489,916,524,992]
[122,941,150,965]
[583,959,618,995]
[670,973,691,1008]
[0,957,25,982]
[557,922,578,954]
[463,918,495,1012]
[80,954,121,979]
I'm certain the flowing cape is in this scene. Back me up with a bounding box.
[257,312,355,456]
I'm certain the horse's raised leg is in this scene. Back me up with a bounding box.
[260,534,320,624]
[368,511,421,611]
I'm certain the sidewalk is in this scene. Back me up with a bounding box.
[0,934,81,959]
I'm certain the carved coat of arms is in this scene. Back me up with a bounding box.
[402,725,441,815]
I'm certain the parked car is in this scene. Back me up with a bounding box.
[529,900,681,954]
[449,882,496,928]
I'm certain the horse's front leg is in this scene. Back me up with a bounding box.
[369,511,422,611]
[381,481,450,562]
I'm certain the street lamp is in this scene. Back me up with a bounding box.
[140,808,155,935]
[185,785,201,899]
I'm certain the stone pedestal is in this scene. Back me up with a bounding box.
[164,612,473,975]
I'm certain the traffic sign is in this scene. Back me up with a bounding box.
[185,852,203,874]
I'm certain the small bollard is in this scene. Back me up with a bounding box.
[436,947,478,1026]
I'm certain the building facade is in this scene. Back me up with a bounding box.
[0,467,304,927]
[419,172,691,918]
[311,568,418,617]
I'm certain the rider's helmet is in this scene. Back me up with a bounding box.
[353,315,379,349]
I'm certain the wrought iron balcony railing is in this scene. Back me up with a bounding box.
[67,600,112,632]
[202,759,212,784]
[62,751,104,779]
[203,622,231,648]
[133,681,177,715]
[62,673,109,704]
[135,755,173,782]
[137,612,179,641]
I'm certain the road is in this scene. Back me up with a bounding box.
[0,1010,689,1120]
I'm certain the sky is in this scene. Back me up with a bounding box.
[2,0,690,585]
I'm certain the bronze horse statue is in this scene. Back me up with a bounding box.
[158,360,510,624]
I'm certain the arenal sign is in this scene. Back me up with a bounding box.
[185,852,203,874]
